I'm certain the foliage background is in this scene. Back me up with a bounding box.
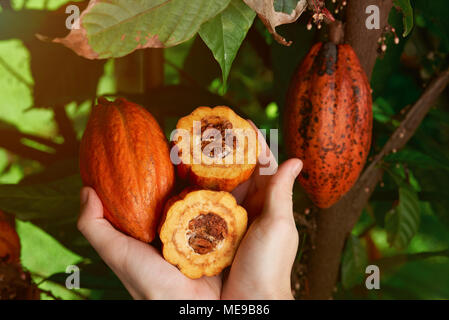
[0,0,448,299]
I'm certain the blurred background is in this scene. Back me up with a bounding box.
[0,0,448,299]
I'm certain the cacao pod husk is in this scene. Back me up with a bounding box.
[79,97,175,242]
[0,211,20,264]
[159,189,247,279]
[284,42,373,208]
[174,106,260,192]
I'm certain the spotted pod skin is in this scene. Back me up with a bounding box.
[284,42,373,208]
[79,98,175,242]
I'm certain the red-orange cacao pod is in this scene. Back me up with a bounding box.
[0,211,21,264]
[284,42,373,208]
[79,97,175,242]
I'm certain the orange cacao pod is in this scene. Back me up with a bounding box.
[284,42,373,208]
[159,189,247,279]
[79,97,175,242]
[174,106,260,192]
[0,211,21,264]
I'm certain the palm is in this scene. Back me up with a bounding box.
[106,230,221,299]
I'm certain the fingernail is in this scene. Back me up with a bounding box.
[80,188,90,206]
[292,159,303,177]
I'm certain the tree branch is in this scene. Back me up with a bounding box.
[0,129,57,164]
[345,0,394,79]
[53,104,79,157]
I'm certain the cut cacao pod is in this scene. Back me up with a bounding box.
[0,211,21,264]
[174,106,259,192]
[284,42,373,208]
[159,189,247,279]
[79,97,175,242]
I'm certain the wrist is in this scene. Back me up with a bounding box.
[222,281,293,300]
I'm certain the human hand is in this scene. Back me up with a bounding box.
[77,124,301,300]
[77,187,221,300]
[222,126,302,300]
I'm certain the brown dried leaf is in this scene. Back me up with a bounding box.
[52,0,98,59]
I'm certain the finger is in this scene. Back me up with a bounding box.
[77,188,160,266]
[77,187,117,239]
[77,187,128,261]
[247,120,278,185]
[78,187,172,289]
[231,178,251,204]
[262,159,302,220]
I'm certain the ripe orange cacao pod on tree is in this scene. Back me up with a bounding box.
[79,97,175,242]
[284,42,373,208]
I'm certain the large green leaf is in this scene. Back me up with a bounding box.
[0,175,96,258]
[56,0,231,59]
[394,0,414,37]
[341,235,368,289]
[0,175,81,220]
[199,0,256,85]
[385,188,421,249]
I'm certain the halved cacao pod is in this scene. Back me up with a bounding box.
[79,97,175,242]
[174,106,259,192]
[159,189,247,279]
[0,211,20,264]
[284,42,373,208]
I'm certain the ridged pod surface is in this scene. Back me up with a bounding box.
[284,42,373,208]
[79,98,175,242]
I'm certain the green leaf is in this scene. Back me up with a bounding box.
[274,0,300,14]
[0,175,81,221]
[341,235,368,289]
[384,149,449,173]
[199,0,256,85]
[57,0,231,59]
[0,175,96,258]
[385,188,421,249]
[45,262,125,291]
[394,0,414,37]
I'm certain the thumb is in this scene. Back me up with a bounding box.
[79,187,104,222]
[262,158,302,220]
[77,187,123,249]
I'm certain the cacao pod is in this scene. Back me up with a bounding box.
[0,211,21,264]
[79,97,175,242]
[174,106,260,192]
[159,189,247,279]
[284,42,373,208]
